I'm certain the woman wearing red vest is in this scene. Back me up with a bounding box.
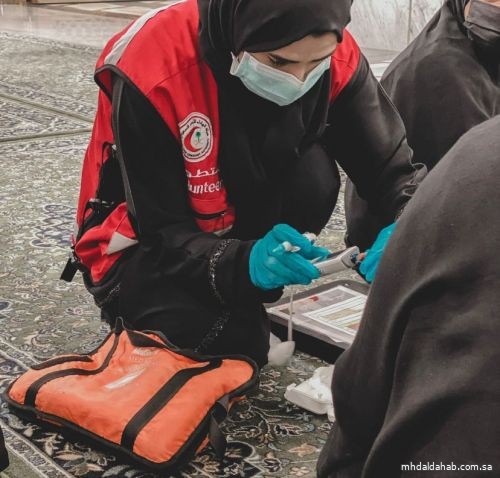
[68,0,424,366]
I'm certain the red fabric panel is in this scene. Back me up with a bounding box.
[329,30,361,103]
[75,202,136,283]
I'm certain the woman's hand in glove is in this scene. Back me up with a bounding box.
[359,222,396,283]
[249,224,330,290]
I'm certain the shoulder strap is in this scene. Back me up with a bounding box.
[111,76,141,237]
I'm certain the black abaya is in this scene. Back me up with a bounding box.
[382,0,500,170]
[345,0,500,250]
[318,115,500,477]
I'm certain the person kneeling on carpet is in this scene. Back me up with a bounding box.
[62,0,423,367]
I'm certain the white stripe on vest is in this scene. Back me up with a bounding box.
[104,1,185,66]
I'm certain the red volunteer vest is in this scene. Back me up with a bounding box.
[74,0,360,283]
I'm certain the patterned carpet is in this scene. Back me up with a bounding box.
[0,32,355,478]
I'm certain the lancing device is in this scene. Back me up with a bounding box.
[279,234,359,276]
[312,246,360,276]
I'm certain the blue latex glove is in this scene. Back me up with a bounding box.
[359,222,396,283]
[250,224,330,290]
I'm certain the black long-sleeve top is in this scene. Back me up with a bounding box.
[110,54,423,308]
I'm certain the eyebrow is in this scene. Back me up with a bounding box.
[269,48,336,64]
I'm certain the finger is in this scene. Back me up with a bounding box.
[275,252,320,280]
[263,256,313,286]
[270,224,329,261]
[298,245,330,261]
[271,241,300,255]
[259,269,286,290]
[250,248,287,289]
[371,224,396,251]
[266,256,314,285]
[271,243,287,256]
[359,252,379,276]
[271,224,315,251]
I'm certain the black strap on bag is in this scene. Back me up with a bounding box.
[61,75,141,283]
[208,395,230,460]
[0,424,9,472]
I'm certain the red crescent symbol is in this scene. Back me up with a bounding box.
[183,128,202,153]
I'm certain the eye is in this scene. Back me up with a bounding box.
[269,56,288,67]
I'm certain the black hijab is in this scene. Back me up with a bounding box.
[197,0,352,239]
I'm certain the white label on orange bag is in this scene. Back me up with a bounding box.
[104,368,147,390]
[131,348,159,357]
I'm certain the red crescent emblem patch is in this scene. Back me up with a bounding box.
[179,113,213,163]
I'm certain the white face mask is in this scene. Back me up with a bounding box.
[230,51,331,106]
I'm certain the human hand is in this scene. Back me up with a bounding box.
[359,222,396,283]
[249,224,330,290]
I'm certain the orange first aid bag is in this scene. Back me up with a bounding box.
[5,319,258,472]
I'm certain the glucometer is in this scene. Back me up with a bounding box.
[313,246,360,276]
[279,234,359,276]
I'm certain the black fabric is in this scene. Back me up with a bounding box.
[381,0,500,171]
[198,0,352,56]
[449,0,468,24]
[60,257,78,282]
[110,74,276,305]
[116,248,272,367]
[318,116,500,477]
[197,0,351,239]
[31,355,93,370]
[464,0,500,56]
[332,57,425,250]
[0,425,8,472]
[345,0,499,250]
[209,396,229,460]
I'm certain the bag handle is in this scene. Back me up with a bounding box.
[125,328,170,349]
[121,359,223,451]
[209,395,230,460]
